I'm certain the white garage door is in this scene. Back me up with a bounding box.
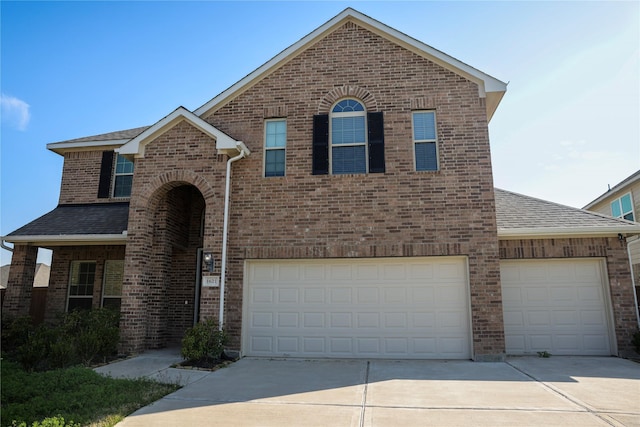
[243,257,471,359]
[501,259,613,356]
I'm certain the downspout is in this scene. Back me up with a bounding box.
[219,142,250,330]
[1,238,13,253]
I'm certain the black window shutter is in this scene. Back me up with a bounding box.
[97,150,114,198]
[312,114,329,175]
[367,112,385,173]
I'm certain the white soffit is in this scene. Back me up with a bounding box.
[194,8,507,121]
[117,106,241,157]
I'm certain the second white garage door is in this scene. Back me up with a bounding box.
[243,257,471,359]
[501,259,613,356]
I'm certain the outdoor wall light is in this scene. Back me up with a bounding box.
[203,252,215,273]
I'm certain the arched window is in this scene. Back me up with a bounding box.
[312,99,384,176]
[330,99,367,174]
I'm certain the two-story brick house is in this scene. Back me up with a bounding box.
[4,9,640,360]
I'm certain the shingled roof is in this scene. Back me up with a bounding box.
[5,203,129,245]
[53,126,150,144]
[4,191,639,245]
[495,188,640,238]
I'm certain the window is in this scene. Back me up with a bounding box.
[331,99,367,174]
[113,154,134,198]
[610,193,635,221]
[102,260,124,310]
[264,119,286,177]
[67,261,96,311]
[413,111,438,171]
[312,100,384,175]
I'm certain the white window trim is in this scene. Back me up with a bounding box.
[263,118,287,177]
[66,260,96,311]
[111,154,134,199]
[611,192,635,221]
[412,110,439,172]
[329,99,368,174]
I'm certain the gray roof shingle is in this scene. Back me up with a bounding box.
[7,203,129,237]
[5,191,639,244]
[495,188,640,236]
[50,126,150,145]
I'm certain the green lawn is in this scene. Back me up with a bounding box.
[1,359,180,427]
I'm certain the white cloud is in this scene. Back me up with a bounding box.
[1,93,31,131]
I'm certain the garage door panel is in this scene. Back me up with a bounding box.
[278,288,299,303]
[357,287,379,304]
[383,287,407,304]
[252,288,274,303]
[304,288,325,303]
[383,264,406,280]
[412,312,436,328]
[245,257,470,359]
[330,288,351,304]
[501,259,612,356]
[252,312,273,328]
[304,312,325,328]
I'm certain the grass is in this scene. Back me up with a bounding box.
[1,359,180,427]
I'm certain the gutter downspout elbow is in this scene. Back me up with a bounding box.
[1,237,13,253]
[219,142,250,331]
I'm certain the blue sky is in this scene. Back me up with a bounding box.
[1,1,639,266]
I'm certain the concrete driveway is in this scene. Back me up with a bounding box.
[109,353,640,427]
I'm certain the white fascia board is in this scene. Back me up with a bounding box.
[47,139,129,155]
[5,234,127,246]
[117,106,240,158]
[498,226,640,240]
[583,171,640,209]
[194,8,507,120]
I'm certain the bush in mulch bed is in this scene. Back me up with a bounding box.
[179,319,233,370]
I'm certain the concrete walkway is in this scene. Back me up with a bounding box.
[96,351,640,427]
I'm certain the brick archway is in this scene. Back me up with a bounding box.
[120,171,220,353]
[318,85,378,114]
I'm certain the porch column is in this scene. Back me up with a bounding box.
[2,244,38,317]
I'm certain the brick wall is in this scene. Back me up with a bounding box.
[202,22,503,356]
[2,245,38,317]
[499,237,638,355]
[59,151,108,204]
[46,245,125,321]
[119,123,227,352]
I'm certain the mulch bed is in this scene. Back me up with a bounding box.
[175,353,238,371]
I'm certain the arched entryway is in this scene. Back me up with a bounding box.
[147,183,206,347]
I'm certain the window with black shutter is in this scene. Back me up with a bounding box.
[312,99,384,175]
[97,151,114,198]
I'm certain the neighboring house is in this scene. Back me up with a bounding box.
[584,170,640,317]
[1,264,50,288]
[3,9,640,360]
[1,264,49,323]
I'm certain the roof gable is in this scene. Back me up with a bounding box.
[117,107,246,158]
[193,8,507,121]
[583,169,640,209]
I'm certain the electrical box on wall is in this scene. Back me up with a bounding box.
[202,275,220,287]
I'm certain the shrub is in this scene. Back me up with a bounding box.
[632,330,640,354]
[2,308,120,371]
[1,315,36,357]
[60,309,120,366]
[181,319,227,363]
